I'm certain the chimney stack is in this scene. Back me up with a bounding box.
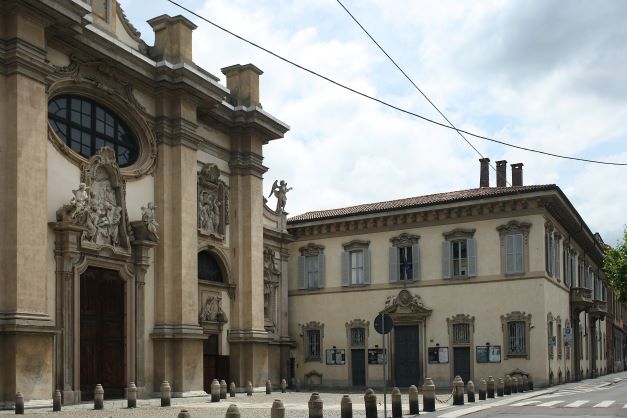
[479,158,490,187]
[148,15,197,64]
[511,163,524,186]
[221,64,263,107]
[496,160,507,187]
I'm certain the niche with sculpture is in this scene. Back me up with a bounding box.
[198,163,229,239]
[263,246,281,333]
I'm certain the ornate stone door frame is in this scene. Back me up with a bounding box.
[381,290,433,387]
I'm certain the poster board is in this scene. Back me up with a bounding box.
[428,347,449,364]
[368,348,386,364]
[476,345,501,363]
[325,349,346,365]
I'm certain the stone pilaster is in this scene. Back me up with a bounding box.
[0,2,55,405]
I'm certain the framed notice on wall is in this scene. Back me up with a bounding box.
[368,349,386,364]
[428,347,449,364]
[476,346,501,363]
[325,349,346,365]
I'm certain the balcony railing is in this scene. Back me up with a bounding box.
[570,287,593,312]
[589,299,608,319]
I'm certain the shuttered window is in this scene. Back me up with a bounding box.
[298,254,326,289]
[505,233,524,274]
[342,249,371,286]
[443,239,476,278]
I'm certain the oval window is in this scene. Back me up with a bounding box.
[48,95,139,167]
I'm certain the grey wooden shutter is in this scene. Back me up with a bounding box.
[467,238,477,277]
[341,251,350,286]
[515,233,523,273]
[363,249,371,284]
[389,247,399,283]
[442,241,451,278]
[317,254,326,288]
[505,234,514,274]
[412,244,421,280]
[298,256,306,289]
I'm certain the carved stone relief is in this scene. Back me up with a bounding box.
[199,293,228,324]
[198,163,229,239]
[56,147,132,255]
[263,246,281,332]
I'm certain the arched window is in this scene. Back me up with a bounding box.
[198,251,223,283]
[48,95,139,167]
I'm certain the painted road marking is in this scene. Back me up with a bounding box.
[511,400,541,406]
[536,400,563,407]
[593,400,615,408]
[565,400,589,407]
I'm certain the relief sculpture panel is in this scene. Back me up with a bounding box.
[198,163,229,239]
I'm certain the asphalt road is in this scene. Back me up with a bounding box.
[457,372,627,417]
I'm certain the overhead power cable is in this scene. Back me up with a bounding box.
[166,0,627,167]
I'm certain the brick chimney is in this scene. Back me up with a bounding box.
[479,158,490,187]
[511,163,524,186]
[221,64,263,107]
[147,15,197,64]
[496,160,507,187]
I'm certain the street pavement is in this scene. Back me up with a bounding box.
[1,371,626,417]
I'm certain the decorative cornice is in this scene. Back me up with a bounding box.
[390,232,421,247]
[496,220,532,234]
[229,151,267,178]
[442,227,476,240]
[299,243,325,257]
[342,239,370,251]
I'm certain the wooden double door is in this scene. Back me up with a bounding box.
[80,267,126,400]
[394,325,420,387]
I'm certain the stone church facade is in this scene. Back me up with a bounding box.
[0,0,293,406]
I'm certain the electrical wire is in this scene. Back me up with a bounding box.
[165,0,627,167]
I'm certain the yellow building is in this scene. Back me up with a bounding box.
[0,0,292,406]
[286,160,616,389]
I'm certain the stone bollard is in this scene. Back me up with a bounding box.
[220,380,227,399]
[517,376,523,393]
[94,384,104,410]
[53,389,62,412]
[271,399,285,418]
[225,404,240,418]
[487,376,495,398]
[308,392,323,418]
[453,375,464,406]
[229,382,236,397]
[504,375,511,395]
[467,380,475,403]
[497,378,504,397]
[341,394,353,418]
[127,382,137,409]
[478,379,487,401]
[392,387,402,418]
[422,378,436,412]
[178,409,191,418]
[160,381,171,407]
[522,375,528,392]
[211,379,221,402]
[364,388,377,418]
[511,377,518,393]
[281,379,287,393]
[266,379,272,395]
[408,385,420,414]
[15,392,24,415]
[246,381,253,396]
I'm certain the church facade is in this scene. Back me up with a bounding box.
[0,0,292,406]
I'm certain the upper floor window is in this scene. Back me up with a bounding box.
[497,220,531,275]
[389,233,421,282]
[198,250,223,283]
[442,228,476,279]
[544,222,561,279]
[341,240,371,286]
[48,95,139,167]
[298,243,325,290]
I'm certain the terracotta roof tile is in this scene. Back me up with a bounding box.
[288,185,556,224]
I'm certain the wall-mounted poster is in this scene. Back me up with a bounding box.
[476,346,501,363]
[428,347,449,364]
[325,349,346,365]
[368,349,386,364]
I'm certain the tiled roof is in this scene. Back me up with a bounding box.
[288,185,557,224]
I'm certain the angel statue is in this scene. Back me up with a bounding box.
[70,183,91,218]
[268,180,292,213]
[141,202,159,241]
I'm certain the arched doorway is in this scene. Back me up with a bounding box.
[80,267,126,399]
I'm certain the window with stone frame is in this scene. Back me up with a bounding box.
[497,220,531,275]
[547,313,555,359]
[389,233,421,282]
[297,243,326,290]
[346,319,369,348]
[556,317,562,359]
[544,222,561,279]
[501,311,532,359]
[301,322,324,362]
[442,228,476,279]
[564,318,571,360]
[341,240,371,286]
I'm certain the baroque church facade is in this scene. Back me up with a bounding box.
[0,0,293,405]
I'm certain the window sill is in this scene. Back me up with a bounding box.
[505,353,529,359]
[304,358,322,363]
[343,283,370,288]
[444,275,472,280]
[504,272,525,277]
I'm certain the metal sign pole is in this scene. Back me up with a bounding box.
[382,312,387,418]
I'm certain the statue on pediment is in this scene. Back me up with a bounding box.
[268,180,292,213]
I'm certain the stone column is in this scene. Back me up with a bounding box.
[0,2,57,405]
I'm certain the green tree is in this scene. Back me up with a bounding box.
[603,226,627,301]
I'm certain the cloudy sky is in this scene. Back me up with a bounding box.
[119,0,627,244]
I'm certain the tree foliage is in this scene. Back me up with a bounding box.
[603,226,627,302]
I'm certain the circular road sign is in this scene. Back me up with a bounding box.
[374,313,394,334]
